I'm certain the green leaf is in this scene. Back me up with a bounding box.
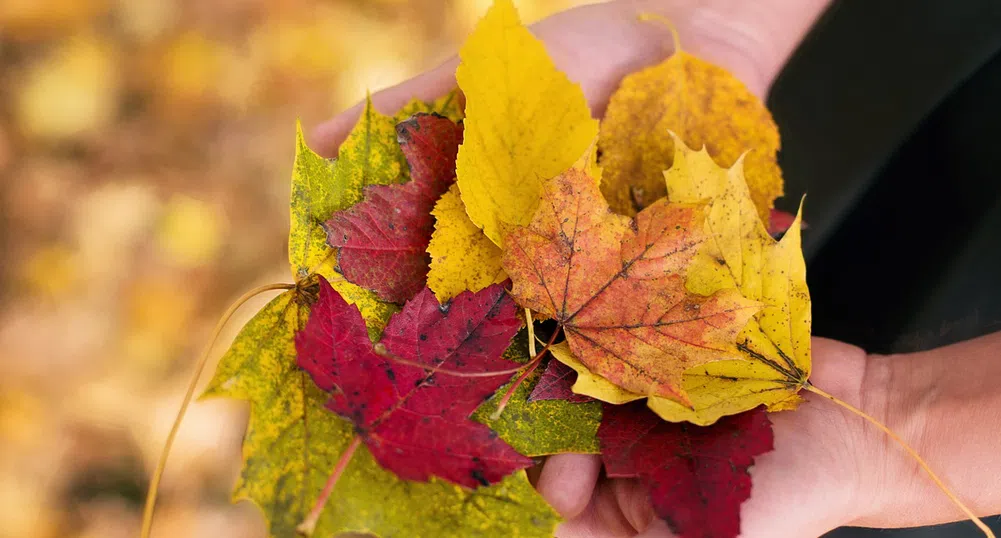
[474,332,601,456]
[204,285,560,538]
[288,97,411,279]
[392,89,465,125]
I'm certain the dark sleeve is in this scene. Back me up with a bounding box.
[766,1,1001,536]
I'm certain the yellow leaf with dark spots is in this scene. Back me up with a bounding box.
[427,185,507,302]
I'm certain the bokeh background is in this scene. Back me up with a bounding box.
[0,1,595,537]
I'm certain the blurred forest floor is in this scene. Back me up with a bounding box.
[0,1,590,536]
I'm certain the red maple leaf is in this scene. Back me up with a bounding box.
[326,113,463,303]
[598,403,773,538]
[295,275,533,488]
[527,359,594,403]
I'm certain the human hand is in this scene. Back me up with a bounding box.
[311,2,925,536]
[311,0,828,156]
[535,337,888,537]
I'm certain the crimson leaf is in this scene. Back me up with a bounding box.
[295,275,532,488]
[527,359,595,403]
[598,402,773,538]
[326,113,463,303]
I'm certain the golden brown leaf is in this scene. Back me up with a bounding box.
[503,169,758,404]
[598,31,782,222]
[559,141,810,425]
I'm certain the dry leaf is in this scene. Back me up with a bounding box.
[598,30,782,222]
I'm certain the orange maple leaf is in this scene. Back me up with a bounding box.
[503,169,758,404]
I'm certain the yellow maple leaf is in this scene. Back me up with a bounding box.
[455,0,598,246]
[427,185,507,302]
[560,140,810,425]
[598,22,782,223]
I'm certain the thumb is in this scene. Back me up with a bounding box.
[310,0,681,156]
[310,57,460,157]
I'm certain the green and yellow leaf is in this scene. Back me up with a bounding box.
[427,185,507,302]
[474,334,601,456]
[203,286,559,538]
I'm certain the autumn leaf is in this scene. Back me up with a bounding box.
[326,114,463,303]
[599,402,773,538]
[598,24,782,223]
[456,0,598,246]
[655,139,810,422]
[200,105,562,538]
[296,276,533,487]
[503,168,759,404]
[392,89,465,125]
[287,117,398,333]
[473,332,601,456]
[203,279,559,538]
[290,91,462,282]
[548,342,641,405]
[563,141,810,425]
[528,358,595,404]
[289,96,408,279]
[427,185,507,302]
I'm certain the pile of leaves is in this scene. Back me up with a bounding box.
[202,1,812,537]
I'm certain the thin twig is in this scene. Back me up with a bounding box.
[805,383,995,538]
[141,283,296,538]
[489,327,561,420]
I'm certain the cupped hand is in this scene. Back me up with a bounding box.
[310,0,791,157]
[311,2,886,536]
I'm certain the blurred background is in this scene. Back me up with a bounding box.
[0,1,594,537]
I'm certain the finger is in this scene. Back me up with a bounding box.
[526,457,546,487]
[310,57,460,156]
[536,453,601,519]
[634,519,674,538]
[611,478,655,533]
[555,478,639,538]
[312,1,677,155]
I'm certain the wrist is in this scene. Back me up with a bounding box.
[851,334,1001,528]
[847,351,920,526]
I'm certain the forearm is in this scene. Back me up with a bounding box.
[856,330,1001,527]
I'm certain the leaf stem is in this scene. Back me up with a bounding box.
[805,383,996,538]
[638,12,682,55]
[373,343,530,378]
[140,283,296,538]
[525,308,537,357]
[489,327,561,420]
[296,435,362,536]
